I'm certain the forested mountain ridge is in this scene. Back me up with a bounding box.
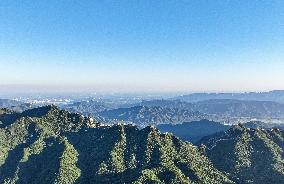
[137,99,284,119]
[63,100,114,116]
[99,105,209,126]
[0,105,232,184]
[2,105,284,183]
[199,124,284,184]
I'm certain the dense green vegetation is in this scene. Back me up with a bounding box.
[2,105,284,183]
[199,124,284,183]
[0,106,232,184]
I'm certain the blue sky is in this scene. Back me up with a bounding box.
[0,0,284,93]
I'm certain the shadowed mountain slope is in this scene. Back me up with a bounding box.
[157,120,230,143]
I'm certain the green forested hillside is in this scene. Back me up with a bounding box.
[2,105,284,183]
[199,124,284,184]
[0,106,232,184]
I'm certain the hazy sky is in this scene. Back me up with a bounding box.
[1,0,284,93]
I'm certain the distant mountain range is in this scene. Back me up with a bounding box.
[242,120,284,129]
[157,120,230,143]
[61,97,284,126]
[138,98,284,119]
[3,90,284,127]
[175,90,284,103]
[194,99,284,119]
[0,99,34,112]
[1,105,284,183]
[157,119,284,143]
[63,100,118,116]
[99,105,209,127]
[123,99,284,125]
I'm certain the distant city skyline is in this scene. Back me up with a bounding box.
[1,1,284,93]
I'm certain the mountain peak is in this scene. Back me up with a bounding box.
[232,123,246,130]
[21,104,60,118]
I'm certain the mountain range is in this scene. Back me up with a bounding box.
[175,90,284,103]
[0,105,232,184]
[137,99,284,119]
[0,99,34,112]
[99,106,209,127]
[1,105,284,183]
[62,97,284,127]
